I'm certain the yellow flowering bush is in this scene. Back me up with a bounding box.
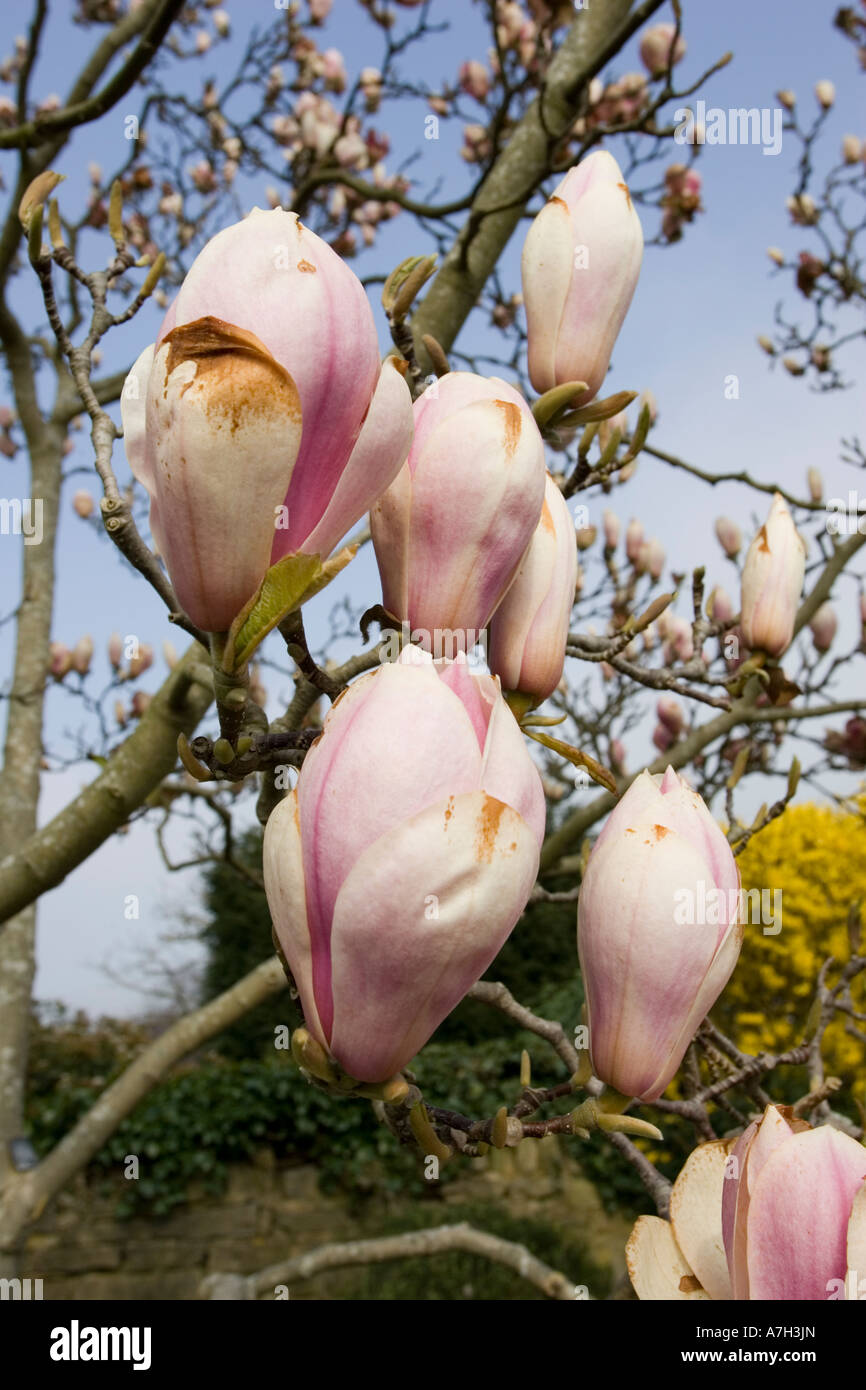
[714,800,866,1089]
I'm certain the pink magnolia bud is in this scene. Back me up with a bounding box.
[814,79,835,110]
[641,537,665,580]
[809,601,837,653]
[459,60,490,101]
[309,0,333,19]
[370,372,545,645]
[598,411,628,454]
[71,635,94,676]
[777,89,795,111]
[131,691,152,718]
[321,48,347,93]
[114,700,128,728]
[108,632,123,670]
[522,151,643,401]
[487,474,578,703]
[578,767,743,1102]
[639,22,686,77]
[122,209,413,631]
[610,738,626,775]
[740,493,806,659]
[49,641,72,680]
[603,509,620,549]
[664,615,694,663]
[162,640,178,669]
[767,246,784,266]
[657,695,684,736]
[714,516,741,558]
[652,723,674,753]
[263,649,545,1083]
[72,489,94,518]
[625,518,644,563]
[0,405,14,429]
[722,1106,866,1300]
[707,586,734,624]
[842,134,863,164]
[128,642,154,679]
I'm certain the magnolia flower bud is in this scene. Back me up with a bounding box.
[128,642,154,679]
[625,518,644,564]
[787,193,818,226]
[122,208,413,631]
[371,372,545,646]
[652,723,674,753]
[777,89,796,111]
[807,467,823,502]
[131,690,152,718]
[574,525,596,550]
[522,150,643,401]
[49,641,72,680]
[71,635,94,676]
[459,60,490,101]
[809,601,837,653]
[603,510,620,549]
[639,22,686,77]
[108,632,123,669]
[487,474,579,703]
[714,516,741,558]
[766,246,785,267]
[162,640,178,669]
[842,134,863,164]
[72,489,94,518]
[814,79,835,109]
[707,586,734,624]
[263,649,545,1083]
[114,699,128,728]
[657,695,684,736]
[740,494,806,659]
[578,767,743,1102]
[641,537,666,580]
[664,615,695,664]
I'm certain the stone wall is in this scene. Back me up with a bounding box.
[18,1140,632,1300]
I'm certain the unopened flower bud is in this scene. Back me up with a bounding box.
[625,518,644,563]
[814,80,835,110]
[71,635,94,675]
[809,601,837,653]
[49,641,72,680]
[714,516,741,558]
[72,489,94,518]
[603,509,620,549]
[740,493,806,658]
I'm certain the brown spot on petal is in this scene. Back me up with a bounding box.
[618,181,632,210]
[162,316,301,432]
[444,795,455,828]
[678,1274,703,1293]
[757,524,771,553]
[549,196,568,209]
[494,400,522,459]
[298,259,316,273]
[539,499,555,535]
[476,794,506,863]
[652,824,671,839]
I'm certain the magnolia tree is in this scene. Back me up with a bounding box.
[0,0,864,1303]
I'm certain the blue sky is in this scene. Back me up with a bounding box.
[0,0,863,1014]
